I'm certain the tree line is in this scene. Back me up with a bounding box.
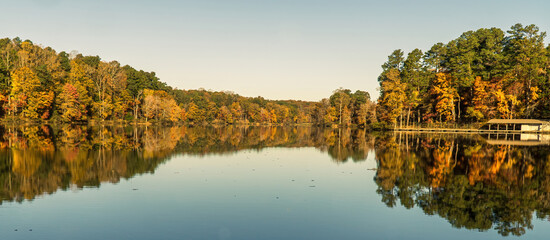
[0,38,376,126]
[5,23,545,128]
[377,23,550,128]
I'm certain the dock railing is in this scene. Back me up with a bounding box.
[395,121,550,134]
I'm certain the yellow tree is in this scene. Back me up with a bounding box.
[206,101,217,121]
[95,61,126,120]
[493,89,520,119]
[230,102,243,123]
[430,73,457,122]
[113,90,131,120]
[355,103,369,126]
[404,90,420,126]
[67,59,94,118]
[131,90,143,120]
[506,94,519,119]
[186,101,207,123]
[324,106,337,125]
[281,106,290,123]
[330,88,351,125]
[10,66,41,117]
[25,91,54,119]
[180,107,187,122]
[17,42,59,68]
[524,86,540,116]
[17,41,64,86]
[270,109,277,124]
[217,106,233,124]
[377,69,406,127]
[59,83,85,121]
[0,39,19,86]
[141,89,183,122]
[259,108,270,123]
[493,89,510,119]
[16,42,35,68]
[166,98,183,122]
[142,89,161,121]
[341,106,351,126]
[466,76,488,121]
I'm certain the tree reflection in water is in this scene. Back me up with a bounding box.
[0,125,374,204]
[374,132,550,236]
[2,126,549,237]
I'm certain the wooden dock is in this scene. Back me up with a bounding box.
[395,119,550,134]
[394,128,550,134]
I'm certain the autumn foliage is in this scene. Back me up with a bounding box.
[377,24,550,126]
[0,38,377,126]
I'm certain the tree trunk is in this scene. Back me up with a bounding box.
[406,107,411,127]
[133,98,138,121]
[451,102,456,122]
[339,99,342,125]
[457,97,461,121]
[111,92,115,120]
[8,96,11,117]
[399,112,403,128]
[98,87,103,121]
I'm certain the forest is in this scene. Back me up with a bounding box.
[0,38,376,126]
[377,23,550,128]
[2,23,548,129]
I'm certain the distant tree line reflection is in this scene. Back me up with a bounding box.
[0,125,374,204]
[3,126,546,236]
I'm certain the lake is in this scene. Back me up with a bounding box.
[1,125,550,239]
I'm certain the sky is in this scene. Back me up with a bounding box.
[0,0,549,101]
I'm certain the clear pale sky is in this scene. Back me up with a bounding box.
[1,0,548,101]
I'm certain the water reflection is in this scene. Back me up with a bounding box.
[374,132,550,236]
[2,125,549,237]
[0,125,374,204]
[481,132,550,146]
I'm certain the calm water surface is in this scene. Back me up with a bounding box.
[1,125,550,239]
